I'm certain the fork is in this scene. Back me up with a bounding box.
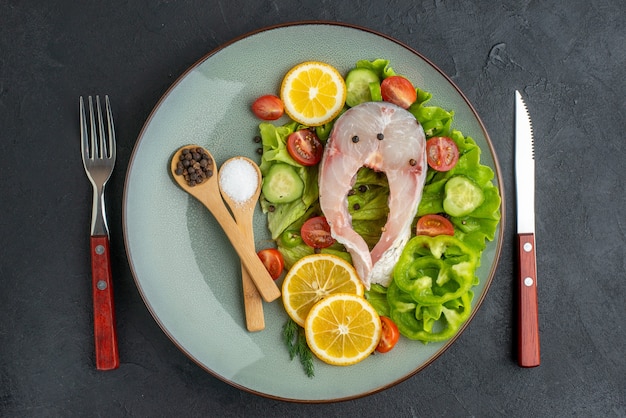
[80,95,120,370]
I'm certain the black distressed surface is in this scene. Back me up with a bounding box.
[1,0,625,416]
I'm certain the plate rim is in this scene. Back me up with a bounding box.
[122,20,506,403]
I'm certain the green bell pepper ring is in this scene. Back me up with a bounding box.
[388,279,474,342]
[278,229,303,249]
[393,235,478,305]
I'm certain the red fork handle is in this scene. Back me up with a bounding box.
[517,233,540,367]
[90,235,120,370]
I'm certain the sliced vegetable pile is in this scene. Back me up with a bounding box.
[251,58,501,374]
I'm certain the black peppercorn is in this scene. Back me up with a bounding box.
[175,146,215,187]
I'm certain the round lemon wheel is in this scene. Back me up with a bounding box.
[280,61,347,126]
[281,254,363,327]
[305,293,382,366]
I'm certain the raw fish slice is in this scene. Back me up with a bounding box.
[319,102,427,288]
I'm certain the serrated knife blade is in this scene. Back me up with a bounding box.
[515,90,540,367]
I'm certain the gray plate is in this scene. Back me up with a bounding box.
[123,22,504,402]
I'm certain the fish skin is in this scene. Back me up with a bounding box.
[319,101,427,288]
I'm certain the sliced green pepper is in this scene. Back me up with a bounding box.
[388,279,474,342]
[393,235,478,305]
[279,229,303,249]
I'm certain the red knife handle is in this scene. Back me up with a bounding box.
[517,233,540,367]
[90,235,120,370]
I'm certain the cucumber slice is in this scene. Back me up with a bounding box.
[443,176,484,217]
[345,68,380,107]
[262,163,304,204]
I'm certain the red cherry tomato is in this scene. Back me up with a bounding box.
[376,316,400,353]
[416,214,455,237]
[251,95,284,120]
[287,129,323,166]
[257,248,284,280]
[380,76,417,109]
[300,216,335,249]
[426,136,459,172]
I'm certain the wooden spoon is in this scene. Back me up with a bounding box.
[218,157,265,332]
[170,145,280,303]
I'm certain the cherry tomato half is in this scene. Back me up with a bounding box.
[257,248,284,280]
[380,76,417,109]
[426,136,459,172]
[377,316,400,353]
[287,129,323,166]
[300,216,335,249]
[416,214,455,237]
[251,95,284,120]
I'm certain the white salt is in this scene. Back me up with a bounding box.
[219,158,259,204]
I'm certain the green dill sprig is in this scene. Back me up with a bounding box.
[283,317,300,359]
[297,332,315,377]
[282,318,315,378]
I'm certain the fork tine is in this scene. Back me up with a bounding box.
[80,96,89,159]
[96,96,107,159]
[104,95,116,160]
[87,96,98,160]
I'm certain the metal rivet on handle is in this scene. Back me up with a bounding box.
[97,280,107,290]
[95,245,105,255]
[524,277,534,287]
[523,242,533,252]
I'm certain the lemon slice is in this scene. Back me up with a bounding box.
[305,293,382,366]
[280,61,347,126]
[282,254,363,327]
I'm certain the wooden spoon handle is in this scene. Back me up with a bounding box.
[207,200,281,302]
[238,209,265,331]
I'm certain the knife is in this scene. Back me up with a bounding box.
[515,90,540,367]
